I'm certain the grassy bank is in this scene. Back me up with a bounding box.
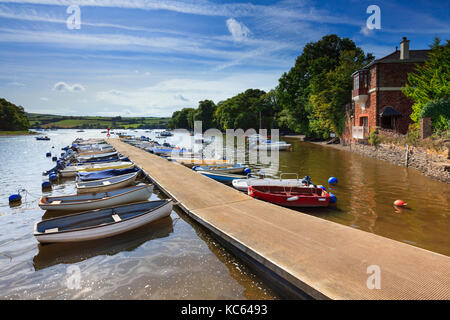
[0,130,38,136]
[26,113,170,129]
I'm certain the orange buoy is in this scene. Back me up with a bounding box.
[394,200,407,207]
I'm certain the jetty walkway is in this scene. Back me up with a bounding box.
[109,138,450,299]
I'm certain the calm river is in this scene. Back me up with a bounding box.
[0,129,449,299]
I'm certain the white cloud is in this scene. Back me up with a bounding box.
[40,97,49,101]
[226,18,251,41]
[360,26,374,36]
[53,81,85,92]
[95,73,278,116]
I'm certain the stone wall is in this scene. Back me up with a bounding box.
[348,143,450,183]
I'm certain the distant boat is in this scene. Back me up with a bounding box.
[76,130,85,132]
[76,172,139,194]
[248,185,330,207]
[34,200,173,243]
[36,136,50,141]
[250,140,291,151]
[39,185,153,211]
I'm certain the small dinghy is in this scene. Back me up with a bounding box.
[39,185,153,211]
[36,136,50,141]
[168,158,231,168]
[77,167,140,182]
[232,176,314,192]
[76,151,118,162]
[248,185,330,207]
[59,161,134,177]
[76,171,140,194]
[196,171,247,183]
[192,163,250,174]
[250,140,291,151]
[34,200,173,243]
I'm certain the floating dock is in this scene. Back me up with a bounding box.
[109,139,450,299]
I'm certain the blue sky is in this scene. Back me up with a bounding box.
[0,0,449,117]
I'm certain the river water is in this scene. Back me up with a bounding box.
[0,129,449,299]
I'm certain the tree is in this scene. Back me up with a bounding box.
[403,38,450,129]
[275,34,374,136]
[194,100,217,129]
[0,98,30,131]
[214,89,266,130]
[309,50,373,137]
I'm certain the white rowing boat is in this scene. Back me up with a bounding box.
[76,172,139,194]
[34,200,173,243]
[38,185,153,211]
[59,161,134,177]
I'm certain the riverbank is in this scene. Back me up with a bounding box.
[0,130,38,136]
[313,141,450,184]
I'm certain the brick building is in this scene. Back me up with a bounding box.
[342,37,430,142]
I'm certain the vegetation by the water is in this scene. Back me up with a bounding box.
[27,113,171,129]
[168,34,374,138]
[403,38,450,132]
[0,98,30,131]
[0,130,37,136]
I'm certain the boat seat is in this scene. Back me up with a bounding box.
[112,214,121,222]
[45,227,59,233]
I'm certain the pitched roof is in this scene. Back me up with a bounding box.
[363,49,431,69]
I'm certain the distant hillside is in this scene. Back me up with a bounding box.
[26,113,170,129]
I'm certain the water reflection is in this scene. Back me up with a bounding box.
[33,216,174,271]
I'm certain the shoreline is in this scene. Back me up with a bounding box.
[309,140,450,184]
[0,130,38,136]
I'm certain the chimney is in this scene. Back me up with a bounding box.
[400,37,410,60]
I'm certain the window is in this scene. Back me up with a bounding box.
[354,73,359,90]
[360,116,368,127]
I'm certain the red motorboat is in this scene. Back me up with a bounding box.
[248,185,331,207]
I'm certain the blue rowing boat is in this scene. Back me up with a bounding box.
[196,171,247,183]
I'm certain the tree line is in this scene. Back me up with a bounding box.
[0,98,30,131]
[168,34,374,138]
[168,34,449,138]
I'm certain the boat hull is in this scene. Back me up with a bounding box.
[197,171,246,183]
[39,185,153,211]
[35,200,173,243]
[248,185,330,207]
[76,172,138,194]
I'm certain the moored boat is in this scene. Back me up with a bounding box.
[38,184,153,211]
[232,176,314,192]
[192,163,250,174]
[196,171,247,183]
[76,167,140,181]
[248,185,330,207]
[76,172,139,193]
[34,200,173,243]
[59,161,134,177]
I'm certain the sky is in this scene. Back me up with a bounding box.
[0,0,449,117]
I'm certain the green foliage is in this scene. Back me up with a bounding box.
[403,38,450,126]
[420,98,450,131]
[194,100,217,129]
[368,128,381,147]
[214,89,266,130]
[168,108,195,130]
[0,98,30,131]
[274,34,374,137]
[309,50,373,138]
[26,113,170,129]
